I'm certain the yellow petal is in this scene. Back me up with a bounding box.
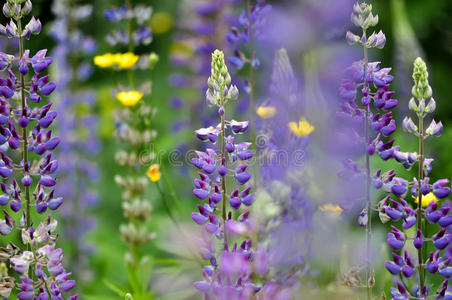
[147,164,161,182]
[413,192,438,208]
[116,52,139,69]
[94,53,115,68]
[288,118,315,137]
[116,91,143,107]
[257,106,276,119]
[319,204,343,214]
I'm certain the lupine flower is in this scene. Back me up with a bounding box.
[338,2,400,294]
[191,49,263,298]
[0,1,77,298]
[380,57,452,298]
[168,0,241,143]
[227,0,272,140]
[50,0,99,283]
[252,49,314,297]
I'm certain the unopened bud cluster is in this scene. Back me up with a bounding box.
[346,2,385,49]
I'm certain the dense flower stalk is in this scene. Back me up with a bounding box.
[192,49,264,298]
[93,1,160,297]
[50,0,99,282]
[339,2,398,297]
[254,48,315,298]
[379,58,451,300]
[169,0,242,140]
[0,0,77,298]
[227,0,271,140]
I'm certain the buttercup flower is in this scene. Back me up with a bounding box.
[288,118,315,137]
[414,192,438,208]
[116,90,143,106]
[93,53,115,68]
[147,164,161,182]
[257,106,276,119]
[115,52,139,69]
[320,204,343,214]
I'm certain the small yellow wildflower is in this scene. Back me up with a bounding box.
[170,42,194,60]
[116,91,143,107]
[115,52,139,69]
[288,118,315,137]
[94,53,115,68]
[413,192,438,208]
[150,12,174,34]
[319,204,343,214]
[147,164,161,182]
[257,106,276,119]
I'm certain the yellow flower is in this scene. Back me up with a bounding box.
[319,204,343,214]
[170,42,194,61]
[257,106,276,119]
[94,53,115,68]
[115,52,139,69]
[151,12,174,34]
[288,118,315,137]
[147,164,161,182]
[413,192,438,208]
[116,91,143,107]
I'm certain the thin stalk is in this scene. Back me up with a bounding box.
[17,17,33,281]
[363,36,372,300]
[220,96,228,246]
[155,181,177,225]
[18,20,31,232]
[417,114,425,297]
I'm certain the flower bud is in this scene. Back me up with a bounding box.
[402,116,417,134]
[424,97,436,113]
[408,98,418,112]
[2,3,11,18]
[149,52,159,70]
[346,31,360,45]
[425,119,443,137]
[22,0,32,15]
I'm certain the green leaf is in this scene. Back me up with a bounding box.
[103,279,128,298]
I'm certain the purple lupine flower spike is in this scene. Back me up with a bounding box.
[50,0,100,281]
[191,50,264,297]
[338,2,399,294]
[0,1,76,298]
[379,52,452,297]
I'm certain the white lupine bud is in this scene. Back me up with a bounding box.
[22,0,31,15]
[408,98,418,112]
[425,98,436,113]
[402,117,417,133]
[346,31,360,45]
[369,14,379,27]
[2,3,11,18]
[351,13,361,27]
